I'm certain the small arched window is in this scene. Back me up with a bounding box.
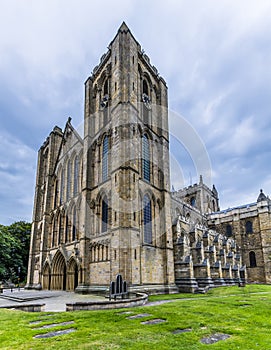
[246,221,253,234]
[142,134,150,182]
[212,200,216,211]
[143,194,152,244]
[143,79,149,96]
[102,136,109,182]
[103,79,109,96]
[101,197,108,233]
[249,251,257,267]
[142,79,151,124]
[73,156,79,196]
[72,207,77,241]
[226,224,232,237]
[190,197,196,207]
[102,80,109,125]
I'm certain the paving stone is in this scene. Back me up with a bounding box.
[172,328,192,334]
[201,333,230,344]
[34,328,76,339]
[127,313,151,319]
[29,320,42,325]
[118,311,133,315]
[141,318,166,325]
[36,321,74,329]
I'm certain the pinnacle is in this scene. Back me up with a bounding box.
[118,21,130,33]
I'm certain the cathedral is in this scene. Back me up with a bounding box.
[26,23,271,294]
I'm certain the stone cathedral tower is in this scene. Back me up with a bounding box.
[26,23,177,293]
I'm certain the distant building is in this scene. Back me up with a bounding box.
[26,23,270,294]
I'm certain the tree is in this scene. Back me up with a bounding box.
[0,221,31,283]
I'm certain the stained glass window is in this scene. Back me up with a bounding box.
[102,197,108,233]
[102,136,109,181]
[142,134,150,182]
[143,194,152,244]
[73,156,79,195]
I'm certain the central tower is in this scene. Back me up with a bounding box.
[78,23,176,293]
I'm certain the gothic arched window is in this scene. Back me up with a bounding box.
[102,136,109,182]
[142,134,150,182]
[226,224,232,237]
[54,180,58,208]
[190,197,196,207]
[64,215,69,243]
[101,79,109,125]
[58,214,63,245]
[249,251,257,267]
[60,169,64,204]
[52,218,56,247]
[103,79,109,96]
[101,197,108,233]
[142,79,150,124]
[246,221,253,234]
[143,79,149,96]
[72,207,77,241]
[73,156,79,196]
[143,194,152,244]
[66,160,71,201]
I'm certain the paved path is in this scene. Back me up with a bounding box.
[1,288,271,312]
[0,289,104,312]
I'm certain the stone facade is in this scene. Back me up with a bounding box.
[26,23,270,294]
[208,190,271,283]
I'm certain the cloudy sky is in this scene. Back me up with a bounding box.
[1,0,271,225]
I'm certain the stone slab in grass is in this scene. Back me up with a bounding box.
[172,328,192,334]
[34,328,76,339]
[29,320,42,325]
[201,333,230,344]
[36,321,74,329]
[118,311,133,315]
[127,313,151,319]
[141,319,166,325]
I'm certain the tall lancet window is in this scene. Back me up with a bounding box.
[142,134,150,182]
[102,136,109,182]
[66,160,71,201]
[72,206,77,241]
[101,79,109,125]
[249,251,257,267]
[143,194,152,244]
[101,196,108,233]
[142,79,151,124]
[73,156,79,196]
[60,169,64,204]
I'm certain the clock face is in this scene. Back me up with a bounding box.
[142,93,151,109]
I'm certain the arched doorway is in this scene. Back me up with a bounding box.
[51,251,67,290]
[42,262,51,290]
[67,258,79,291]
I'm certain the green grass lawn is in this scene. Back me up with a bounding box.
[1,285,271,349]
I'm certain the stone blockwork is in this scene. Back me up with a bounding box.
[172,216,245,292]
[27,22,176,294]
[27,23,270,295]
[208,191,271,283]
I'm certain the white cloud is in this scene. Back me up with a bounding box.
[0,0,271,222]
